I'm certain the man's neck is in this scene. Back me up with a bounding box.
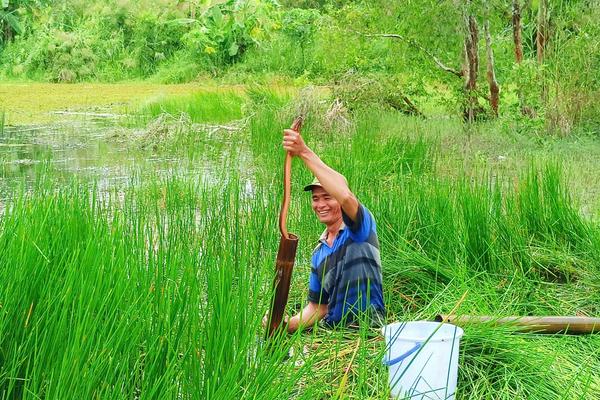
[325,218,343,246]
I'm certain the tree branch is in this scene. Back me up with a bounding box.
[362,32,463,78]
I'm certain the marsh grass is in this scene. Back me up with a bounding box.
[0,172,326,399]
[1,91,600,399]
[131,90,246,126]
[245,97,600,398]
[0,110,5,135]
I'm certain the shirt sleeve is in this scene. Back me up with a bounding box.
[307,267,329,304]
[342,203,375,243]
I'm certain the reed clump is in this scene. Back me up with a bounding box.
[134,90,245,126]
[0,110,5,135]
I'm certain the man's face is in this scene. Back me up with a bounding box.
[311,187,342,226]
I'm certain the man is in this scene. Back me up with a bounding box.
[280,126,385,333]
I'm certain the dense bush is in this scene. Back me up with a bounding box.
[0,0,280,81]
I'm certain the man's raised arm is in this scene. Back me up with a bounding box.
[282,129,360,221]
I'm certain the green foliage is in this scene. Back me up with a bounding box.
[0,9,22,39]
[0,0,599,133]
[121,12,188,77]
[279,0,328,8]
[332,72,424,116]
[542,1,600,135]
[0,0,36,48]
[178,0,279,72]
[152,52,204,83]
[0,0,280,80]
[280,8,320,71]
[1,2,191,81]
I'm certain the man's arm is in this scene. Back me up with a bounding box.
[282,129,360,221]
[287,302,328,333]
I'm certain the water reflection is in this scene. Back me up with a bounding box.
[0,118,257,202]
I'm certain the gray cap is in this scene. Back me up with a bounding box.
[303,177,323,192]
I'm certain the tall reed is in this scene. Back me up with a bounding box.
[0,110,5,136]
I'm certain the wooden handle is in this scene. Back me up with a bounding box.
[267,117,303,338]
[279,116,303,239]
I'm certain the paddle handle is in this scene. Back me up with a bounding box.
[279,117,303,239]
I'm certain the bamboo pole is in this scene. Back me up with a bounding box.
[436,315,600,334]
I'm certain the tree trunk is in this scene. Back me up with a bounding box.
[512,0,535,117]
[536,0,548,64]
[463,10,479,123]
[484,14,499,117]
[512,0,523,64]
[537,0,548,102]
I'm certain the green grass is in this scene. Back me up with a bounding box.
[1,91,600,399]
[132,90,246,125]
[0,173,324,399]
[0,110,5,135]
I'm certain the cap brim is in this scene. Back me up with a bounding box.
[303,183,323,192]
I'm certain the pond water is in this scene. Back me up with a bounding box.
[0,114,255,204]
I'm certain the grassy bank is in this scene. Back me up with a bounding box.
[0,81,302,125]
[0,82,242,125]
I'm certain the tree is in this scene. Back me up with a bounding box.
[511,0,535,116]
[461,2,479,123]
[512,0,523,64]
[483,1,499,117]
[537,0,548,102]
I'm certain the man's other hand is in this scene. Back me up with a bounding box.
[262,312,289,330]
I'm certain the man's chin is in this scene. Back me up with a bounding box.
[316,213,341,225]
[319,217,336,225]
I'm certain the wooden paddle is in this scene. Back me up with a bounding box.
[266,116,303,338]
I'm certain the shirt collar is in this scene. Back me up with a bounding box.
[318,221,346,244]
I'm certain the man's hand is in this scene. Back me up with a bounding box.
[262,312,289,330]
[262,312,269,328]
[282,128,309,157]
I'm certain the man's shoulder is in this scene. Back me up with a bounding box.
[359,203,377,222]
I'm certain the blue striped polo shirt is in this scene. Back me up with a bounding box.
[307,204,385,326]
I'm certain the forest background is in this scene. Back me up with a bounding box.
[1,0,599,135]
